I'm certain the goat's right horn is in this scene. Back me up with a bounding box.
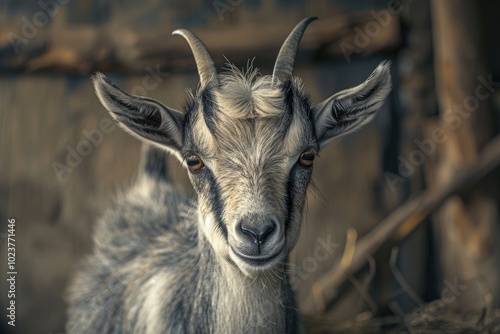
[173,29,219,86]
[272,17,317,86]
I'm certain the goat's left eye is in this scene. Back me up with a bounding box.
[187,156,204,172]
[298,150,315,167]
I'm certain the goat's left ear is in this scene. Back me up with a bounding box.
[312,61,392,147]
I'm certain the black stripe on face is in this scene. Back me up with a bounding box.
[281,78,295,116]
[200,86,219,136]
[189,167,228,240]
[281,78,312,116]
[182,107,195,148]
[274,79,295,139]
[279,78,314,141]
[207,172,228,239]
[281,79,294,113]
[285,162,313,230]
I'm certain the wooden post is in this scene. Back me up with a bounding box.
[430,0,499,309]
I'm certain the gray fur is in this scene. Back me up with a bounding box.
[67,18,391,334]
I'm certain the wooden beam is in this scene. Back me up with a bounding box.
[0,12,399,74]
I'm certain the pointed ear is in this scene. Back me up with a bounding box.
[92,72,184,154]
[312,61,392,147]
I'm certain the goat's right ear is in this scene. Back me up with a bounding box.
[312,61,392,147]
[92,72,184,154]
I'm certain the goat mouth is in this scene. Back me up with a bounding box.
[230,246,284,268]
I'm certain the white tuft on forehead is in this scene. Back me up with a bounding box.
[215,64,285,119]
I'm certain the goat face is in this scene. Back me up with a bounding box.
[92,18,391,275]
[183,71,318,273]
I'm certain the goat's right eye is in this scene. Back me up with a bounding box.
[186,156,204,172]
[298,150,315,167]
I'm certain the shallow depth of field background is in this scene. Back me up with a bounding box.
[1,0,500,333]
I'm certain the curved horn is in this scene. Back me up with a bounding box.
[272,17,317,85]
[172,29,219,85]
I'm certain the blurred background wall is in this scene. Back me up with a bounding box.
[1,0,500,333]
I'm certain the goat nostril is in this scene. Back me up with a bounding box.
[240,225,259,244]
[260,223,275,242]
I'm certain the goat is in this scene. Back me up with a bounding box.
[66,17,391,333]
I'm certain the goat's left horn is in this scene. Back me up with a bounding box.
[272,17,317,86]
[173,29,219,86]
